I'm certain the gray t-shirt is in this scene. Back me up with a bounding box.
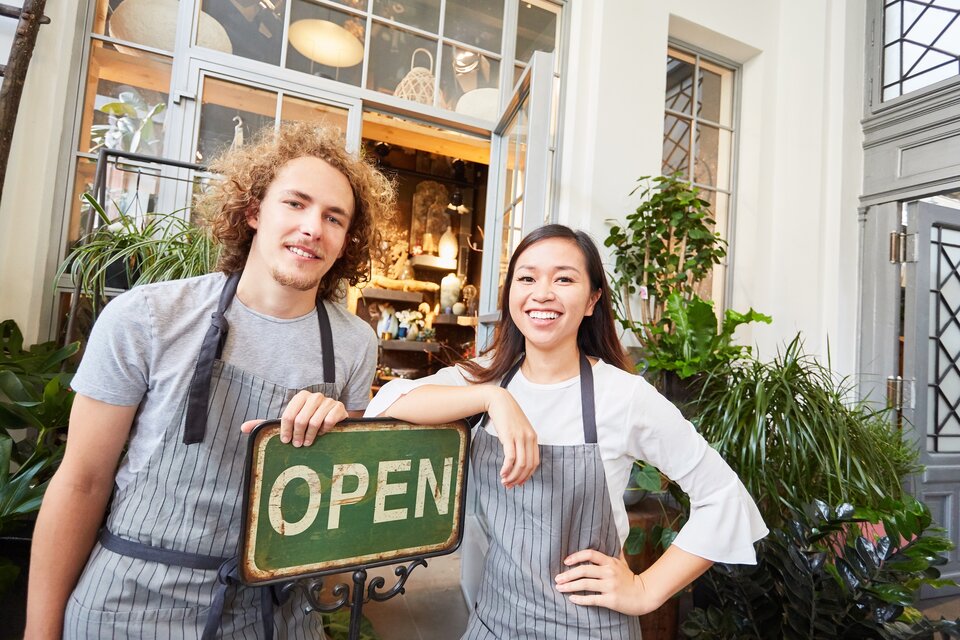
[72,272,378,488]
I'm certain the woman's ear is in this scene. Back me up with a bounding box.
[584,289,602,317]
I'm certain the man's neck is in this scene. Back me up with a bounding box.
[235,270,319,318]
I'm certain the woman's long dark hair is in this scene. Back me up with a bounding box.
[460,224,631,383]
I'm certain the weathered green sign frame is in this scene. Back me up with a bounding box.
[239,418,470,586]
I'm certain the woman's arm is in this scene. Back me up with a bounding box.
[380,383,540,488]
[554,545,712,615]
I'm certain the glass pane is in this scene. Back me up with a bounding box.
[515,1,557,63]
[883,42,902,87]
[497,207,512,309]
[661,114,690,177]
[196,77,277,164]
[368,23,439,107]
[287,1,365,87]
[928,225,960,452]
[694,123,732,189]
[697,66,733,126]
[373,0,441,34]
[66,157,97,247]
[516,100,528,195]
[665,55,694,115]
[99,0,220,54]
[80,40,172,157]
[444,0,504,53]
[441,44,501,118]
[279,94,349,135]
[692,189,728,306]
[200,0,284,64]
[902,62,960,93]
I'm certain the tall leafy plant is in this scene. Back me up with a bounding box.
[645,293,771,379]
[693,335,919,529]
[605,174,726,337]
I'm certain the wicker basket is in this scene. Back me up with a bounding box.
[394,48,435,106]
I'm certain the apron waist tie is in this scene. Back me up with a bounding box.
[98,529,290,639]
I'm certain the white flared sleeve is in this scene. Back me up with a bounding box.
[627,376,768,565]
[363,364,471,418]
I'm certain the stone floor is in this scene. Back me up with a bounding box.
[358,552,960,640]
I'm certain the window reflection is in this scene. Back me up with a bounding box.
[515,1,557,63]
[368,23,438,106]
[80,40,172,157]
[287,1,365,87]
[444,0,504,53]
[373,0,441,34]
[196,77,277,163]
[441,44,500,120]
[200,0,284,65]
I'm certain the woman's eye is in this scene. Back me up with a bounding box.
[556,276,574,283]
[516,275,534,283]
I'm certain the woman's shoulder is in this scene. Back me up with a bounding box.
[594,358,645,389]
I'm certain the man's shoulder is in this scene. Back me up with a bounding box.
[323,300,376,343]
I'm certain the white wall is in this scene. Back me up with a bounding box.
[557,0,866,377]
[0,0,83,344]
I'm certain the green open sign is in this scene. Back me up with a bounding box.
[240,419,470,585]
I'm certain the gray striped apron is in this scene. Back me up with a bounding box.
[462,354,641,640]
[64,272,330,639]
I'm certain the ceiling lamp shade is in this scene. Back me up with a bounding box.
[288,19,364,68]
[109,0,232,55]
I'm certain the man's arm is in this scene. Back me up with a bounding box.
[24,395,137,640]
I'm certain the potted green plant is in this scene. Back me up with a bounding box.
[58,193,219,306]
[692,335,919,530]
[681,498,960,639]
[0,319,79,631]
[89,89,166,156]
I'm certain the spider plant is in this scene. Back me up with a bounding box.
[57,193,219,304]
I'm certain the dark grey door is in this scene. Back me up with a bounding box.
[902,200,960,598]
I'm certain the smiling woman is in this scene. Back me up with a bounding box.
[363,224,767,640]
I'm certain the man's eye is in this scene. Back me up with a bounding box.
[285,200,303,209]
[327,215,344,226]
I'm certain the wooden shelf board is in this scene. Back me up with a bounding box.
[359,287,423,303]
[380,340,441,352]
[433,314,474,325]
[410,255,457,271]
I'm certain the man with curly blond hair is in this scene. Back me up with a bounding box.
[27,123,395,640]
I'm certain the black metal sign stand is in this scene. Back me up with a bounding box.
[282,558,428,640]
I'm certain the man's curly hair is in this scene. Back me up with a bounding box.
[196,122,395,301]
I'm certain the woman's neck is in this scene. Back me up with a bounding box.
[521,340,581,384]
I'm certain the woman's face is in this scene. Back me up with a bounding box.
[508,238,601,353]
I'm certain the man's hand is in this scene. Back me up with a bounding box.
[240,390,348,447]
[484,387,539,489]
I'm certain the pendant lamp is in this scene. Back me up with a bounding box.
[288,19,364,68]
[109,0,232,55]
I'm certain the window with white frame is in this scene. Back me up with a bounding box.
[882,0,960,102]
[662,46,735,305]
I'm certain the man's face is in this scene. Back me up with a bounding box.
[246,156,355,292]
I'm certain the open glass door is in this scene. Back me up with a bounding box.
[460,50,556,607]
[476,50,556,349]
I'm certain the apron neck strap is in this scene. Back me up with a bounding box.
[183,272,335,445]
[495,351,598,445]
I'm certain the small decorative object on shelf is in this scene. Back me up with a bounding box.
[461,284,478,315]
[440,272,461,313]
[419,327,436,342]
[395,308,425,341]
[439,224,458,261]
[452,302,466,316]
[377,303,399,339]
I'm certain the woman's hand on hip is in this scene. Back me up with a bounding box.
[240,390,348,447]
[484,386,539,488]
[554,549,661,616]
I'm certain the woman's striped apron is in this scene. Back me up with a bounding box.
[64,272,329,639]
[462,354,641,640]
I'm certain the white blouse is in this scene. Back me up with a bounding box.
[364,358,768,565]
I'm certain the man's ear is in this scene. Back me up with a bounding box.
[245,201,260,230]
